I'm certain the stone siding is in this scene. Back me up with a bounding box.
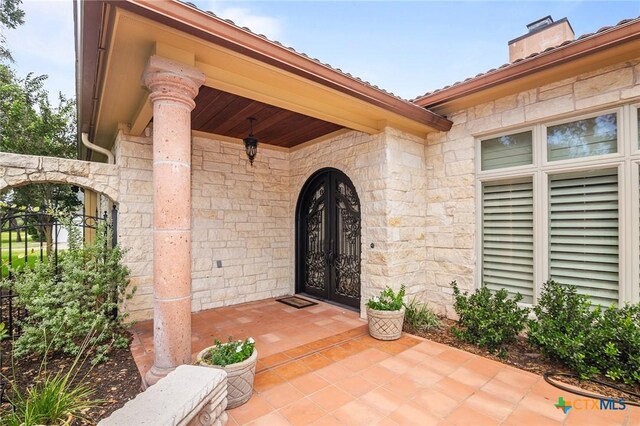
[424,57,640,316]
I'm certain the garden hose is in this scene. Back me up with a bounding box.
[543,372,640,407]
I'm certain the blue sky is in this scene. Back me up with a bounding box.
[4,1,640,101]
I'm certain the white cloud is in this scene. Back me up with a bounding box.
[196,1,285,41]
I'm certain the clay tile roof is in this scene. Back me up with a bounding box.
[176,0,414,103]
[411,16,640,102]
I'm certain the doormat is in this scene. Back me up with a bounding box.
[276,296,318,309]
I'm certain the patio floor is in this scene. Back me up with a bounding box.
[130,298,639,425]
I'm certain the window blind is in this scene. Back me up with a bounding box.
[482,180,534,303]
[549,169,619,305]
[481,131,532,171]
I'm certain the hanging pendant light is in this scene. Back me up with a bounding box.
[243,117,258,166]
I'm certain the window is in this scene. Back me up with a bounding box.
[547,113,617,161]
[482,180,534,303]
[480,131,532,171]
[549,170,619,305]
[478,105,640,306]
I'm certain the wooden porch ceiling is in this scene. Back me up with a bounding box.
[192,86,344,148]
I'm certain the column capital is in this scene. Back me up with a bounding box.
[142,55,205,110]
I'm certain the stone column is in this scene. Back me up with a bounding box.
[142,56,205,386]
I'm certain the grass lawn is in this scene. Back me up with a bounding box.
[1,231,48,277]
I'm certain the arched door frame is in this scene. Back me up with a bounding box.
[295,167,361,309]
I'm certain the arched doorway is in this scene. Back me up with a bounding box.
[296,168,361,309]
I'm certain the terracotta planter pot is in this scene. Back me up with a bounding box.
[367,306,405,341]
[197,347,258,409]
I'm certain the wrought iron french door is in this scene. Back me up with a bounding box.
[297,169,361,309]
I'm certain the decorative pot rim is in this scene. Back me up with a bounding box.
[366,306,406,314]
[196,346,258,369]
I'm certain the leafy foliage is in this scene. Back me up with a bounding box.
[451,281,529,355]
[3,331,101,426]
[367,285,405,311]
[200,337,256,367]
[527,280,600,378]
[404,297,440,332]
[528,280,640,384]
[0,0,25,62]
[5,216,133,363]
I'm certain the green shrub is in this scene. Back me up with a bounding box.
[367,285,405,311]
[404,297,440,331]
[527,280,600,378]
[451,281,529,355]
[5,216,134,363]
[199,337,256,367]
[586,303,640,385]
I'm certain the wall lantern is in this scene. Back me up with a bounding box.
[243,117,258,166]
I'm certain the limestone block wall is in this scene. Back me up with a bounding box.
[116,130,293,321]
[289,128,429,313]
[424,57,640,316]
[189,135,291,312]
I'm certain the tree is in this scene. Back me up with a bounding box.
[0,0,25,62]
[0,46,80,254]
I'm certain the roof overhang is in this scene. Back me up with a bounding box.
[76,0,451,160]
[413,18,640,116]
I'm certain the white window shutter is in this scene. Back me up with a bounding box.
[482,180,534,303]
[549,169,619,305]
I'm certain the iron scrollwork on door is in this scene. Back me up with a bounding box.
[305,185,326,291]
[334,181,361,299]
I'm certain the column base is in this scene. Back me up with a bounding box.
[142,364,176,389]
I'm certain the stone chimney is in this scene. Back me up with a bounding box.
[508,16,575,62]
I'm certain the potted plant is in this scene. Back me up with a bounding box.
[196,337,257,409]
[367,285,406,341]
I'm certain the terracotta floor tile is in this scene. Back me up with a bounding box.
[253,370,286,393]
[436,348,475,365]
[273,360,312,381]
[480,377,527,405]
[516,394,566,423]
[358,364,398,386]
[259,382,305,409]
[377,341,413,355]
[319,345,353,362]
[299,353,333,371]
[360,387,406,416]
[278,397,327,426]
[502,407,561,426]
[378,356,413,375]
[420,356,460,376]
[332,399,384,426]
[309,414,343,426]
[412,340,449,356]
[314,362,354,383]
[448,366,492,388]
[335,374,378,397]
[412,388,460,419]
[246,411,291,426]
[405,363,444,387]
[493,367,538,391]
[463,390,516,421]
[228,394,274,425]
[283,344,314,359]
[444,405,500,426]
[388,400,441,426]
[338,339,370,354]
[432,377,477,402]
[395,347,429,365]
[564,405,628,426]
[461,356,503,379]
[308,385,354,412]
[259,352,291,370]
[373,415,400,425]
[289,373,330,396]
[382,376,425,400]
